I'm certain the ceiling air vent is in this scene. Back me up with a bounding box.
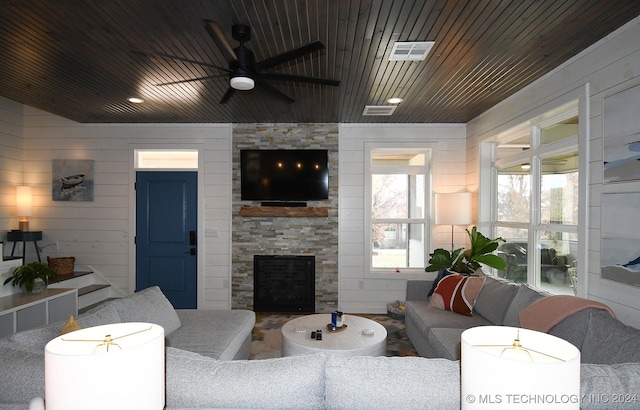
[389,41,434,61]
[362,105,397,116]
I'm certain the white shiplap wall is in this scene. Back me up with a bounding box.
[0,97,24,234]
[467,17,640,328]
[20,106,233,309]
[338,123,467,313]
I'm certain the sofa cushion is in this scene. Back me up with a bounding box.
[549,308,592,351]
[473,276,519,324]
[580,363,640,409]
[103,286,181,334]
[503,284,549,327]
[167,309,255,360]
[9,303,121,349]
[165,348,327,409]
[405,301,491,335]
[580,309,640,364]
[0,340,45,404]
[325,355,460,410]
[429,275,485,316]
[427,328,465,360]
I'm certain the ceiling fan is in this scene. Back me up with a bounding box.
[155,20,340,104]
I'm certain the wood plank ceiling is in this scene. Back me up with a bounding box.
[0,0,639,123]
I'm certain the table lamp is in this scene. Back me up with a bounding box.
[44,322,165,410]
[461,326,580,409]
[16,186,32,231]
[435,192,472,251]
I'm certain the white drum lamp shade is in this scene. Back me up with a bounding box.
[45,322,165,410]
[16,186,32,231]
[461,326,580,409]
[435,192,472,250]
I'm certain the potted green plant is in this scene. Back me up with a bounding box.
[426,226,507,274]
[3,262,58,294]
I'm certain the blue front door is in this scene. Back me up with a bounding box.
[135,171,197,308]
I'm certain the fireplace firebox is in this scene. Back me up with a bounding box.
[253,255,315,313]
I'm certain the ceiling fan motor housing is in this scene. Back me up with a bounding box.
[229,46,256,90]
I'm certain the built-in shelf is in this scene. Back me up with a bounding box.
[0,288,77,337]
[240,206,329,218]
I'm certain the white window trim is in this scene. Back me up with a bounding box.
[488,97,586,293]
[364,142,433,279]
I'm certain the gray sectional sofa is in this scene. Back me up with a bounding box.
[0,286,256,409]
[405,275,640,364]
[2,280,640,409]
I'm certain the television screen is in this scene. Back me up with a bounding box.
[241,149,329,201]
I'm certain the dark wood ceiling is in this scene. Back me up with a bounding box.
[1,0,639,124]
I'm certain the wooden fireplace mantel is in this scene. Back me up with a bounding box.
[239,206,329,218]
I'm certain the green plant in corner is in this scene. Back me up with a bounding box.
[3,262,58,293]
[425,226,507,275]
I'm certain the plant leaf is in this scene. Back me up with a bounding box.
[474,254,508,270]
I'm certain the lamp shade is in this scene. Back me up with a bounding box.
[45,322,165,410]
[435,192,472,225]
[461,326,580,409]
[16,186,32,217]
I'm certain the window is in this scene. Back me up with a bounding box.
[492,107,580,295]
[366,147,431,275]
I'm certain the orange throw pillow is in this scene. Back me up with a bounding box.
[428,275,485,316]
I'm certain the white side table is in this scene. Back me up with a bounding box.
[281,313,387,357]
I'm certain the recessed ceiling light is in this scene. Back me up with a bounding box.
[128,97,144,104]
[387,97,403,104]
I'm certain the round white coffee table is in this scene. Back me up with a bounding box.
[281,313,387,357]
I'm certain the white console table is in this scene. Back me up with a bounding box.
[0,288,77,338]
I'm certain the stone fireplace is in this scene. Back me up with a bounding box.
[231,123,339,313]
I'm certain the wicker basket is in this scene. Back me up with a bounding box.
[47,256,75,275]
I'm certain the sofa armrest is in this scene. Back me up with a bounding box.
[406,280,433,301]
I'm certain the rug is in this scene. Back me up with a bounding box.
[250,313,418,359]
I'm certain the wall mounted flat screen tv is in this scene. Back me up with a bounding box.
[241,149,329,201]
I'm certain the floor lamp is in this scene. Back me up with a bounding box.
[435,192,472,251]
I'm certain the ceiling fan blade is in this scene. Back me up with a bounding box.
[139,51,230,72]
[256,82,295,104]
[257,72,340,86]
[156,74,227,86]
[219,87,236,104]
[204,20,237,62]
[256,41,325,70]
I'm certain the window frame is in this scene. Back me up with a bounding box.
[490,101,583,293]
[364,143,432,278]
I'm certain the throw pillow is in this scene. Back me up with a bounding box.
[428,274,486,316]
[60,315,82,335]
[427,268,456,297]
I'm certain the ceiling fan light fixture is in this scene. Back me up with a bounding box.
[230,76,255,90]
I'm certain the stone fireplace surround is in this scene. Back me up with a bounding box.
[231,123,339,313]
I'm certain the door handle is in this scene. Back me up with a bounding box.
[185,248,196,255]
[189,230,196,246]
